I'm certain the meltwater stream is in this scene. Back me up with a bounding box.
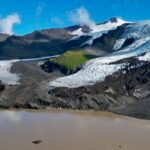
[0,110,150,150]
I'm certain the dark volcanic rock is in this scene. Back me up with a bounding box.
[41,60,81,75]
[41,60,70,75]
[47,59,150,119]
[120,37,135,49]
[0,81,5,91]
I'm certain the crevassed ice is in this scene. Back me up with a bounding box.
[114,21,150,51]
[122,21,150,39]
[49,63,125,88]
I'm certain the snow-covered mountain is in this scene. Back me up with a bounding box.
[49,20,150,88]
[0,18,150,119]
[70,17,127,36]
[69,17,129,45]
[0,17,129,59]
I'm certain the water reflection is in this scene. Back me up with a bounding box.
[0,110,22,123]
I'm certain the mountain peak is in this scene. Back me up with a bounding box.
[110,17,121,23]
[109,17,127,24]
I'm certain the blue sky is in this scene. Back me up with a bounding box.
[0,0,150,35]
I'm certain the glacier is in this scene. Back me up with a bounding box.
[49,20,150,88]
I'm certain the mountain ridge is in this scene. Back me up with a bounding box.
[0,17,129,60]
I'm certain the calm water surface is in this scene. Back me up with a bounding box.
[0,109,150,150]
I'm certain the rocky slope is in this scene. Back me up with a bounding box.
[48,57,150,119]
[0,33,9,42]
[0,60,63,109]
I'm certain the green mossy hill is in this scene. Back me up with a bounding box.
[49,50,96,70]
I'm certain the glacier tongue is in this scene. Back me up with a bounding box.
[49,63,125,88]
[0,55,59,86]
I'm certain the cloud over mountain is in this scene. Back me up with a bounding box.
[69,7,95,27]
[0,13,21,35]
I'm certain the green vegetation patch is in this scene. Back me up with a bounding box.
[49,50,96,70]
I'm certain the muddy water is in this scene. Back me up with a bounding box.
[0,110,150,150]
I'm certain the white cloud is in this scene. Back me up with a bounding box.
[0,13,21,35]
[69,7,95,27]
[51,17,64,26]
